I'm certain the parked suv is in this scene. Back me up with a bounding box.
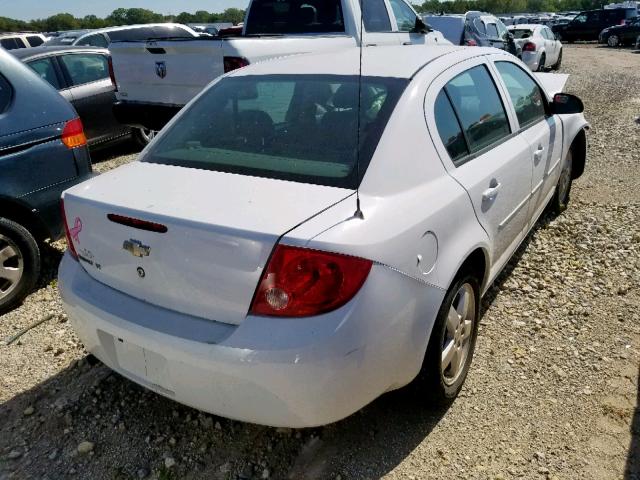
[45,23,199,48]
[424,12,520,56]
[552,8,637,42]
[0,48,92,312]
[599,16,640,47]
[0,33,47,50]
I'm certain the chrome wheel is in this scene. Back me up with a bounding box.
[558,151,573,205]
[0,234,24,301]
[441,283,476,386]
[608,35,619,47]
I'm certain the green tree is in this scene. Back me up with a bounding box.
[221,8,246,24]
[43,13,79,31]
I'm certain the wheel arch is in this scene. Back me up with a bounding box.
[446,245,491,296]
[0,196,50,242]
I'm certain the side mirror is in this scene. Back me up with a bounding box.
[412,17,433,34]
[551,93,584,114]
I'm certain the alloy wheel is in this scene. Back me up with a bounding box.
[0,234,24,301]
[608,35,619,47]
[441,283,476,386]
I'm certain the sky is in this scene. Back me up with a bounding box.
[0,0,250,21]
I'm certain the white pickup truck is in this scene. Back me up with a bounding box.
[111,0,450,130]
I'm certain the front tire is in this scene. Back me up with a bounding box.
[552,49,562,70]
[551,149,573,214]
[607,35,620,47]
[0,218,40,314]
[418,271,481,403]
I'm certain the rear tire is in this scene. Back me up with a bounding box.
[417,270,481,404]
[537,53,547,72]
[551,149,573,214]
[607,35,620,47]
[552,49,562,70]
[0,218,40,314]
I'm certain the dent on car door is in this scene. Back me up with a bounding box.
[58,53,127,146]
[492,60,563,225]
[426,60,534,269]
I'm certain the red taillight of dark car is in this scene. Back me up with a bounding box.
[464,39,478,46]
[223,56,250,73]
[523,42,537,52]
[250,245,372,317]
[60,199,78,261]
[61,118,87,149]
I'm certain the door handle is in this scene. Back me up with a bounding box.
[533,145,544,161]
[482,182,502,201]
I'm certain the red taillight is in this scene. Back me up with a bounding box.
[223,56,250,73]
[523,42,537,52]
[464,39,478,46]
[107,56,117,91]
[249,245,372,317]
[61,118,87,149]
[60,199,78,261]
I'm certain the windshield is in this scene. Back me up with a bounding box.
[245,0,345,35]
[510,28,534,38]
[143,74,407,188]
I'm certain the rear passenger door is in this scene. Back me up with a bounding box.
[425,59,533,269]
[492,60,563,225]
[57,52,127,145]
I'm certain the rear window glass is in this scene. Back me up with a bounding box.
[424,16,465,44]
[245,0,345,34]
[143,74,407,188]
[510,28,534,39]
[46,35,78,45]
[0,74,12,113]
[26,35,44,47]
[0,38,25,50]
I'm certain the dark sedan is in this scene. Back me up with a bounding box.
[11,46,155,150]
[0,48,93,312]
[599,17,640,47]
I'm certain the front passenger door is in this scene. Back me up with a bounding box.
[427,61,533,269]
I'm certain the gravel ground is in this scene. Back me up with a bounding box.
[1,44,639,480]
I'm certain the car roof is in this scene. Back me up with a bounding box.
[231,45,499,80]
[79,23,192,36]
[10,45,109,60]
[508,24,542,29]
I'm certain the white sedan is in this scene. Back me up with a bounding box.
[59,46,588,427]
[509,24,563,71]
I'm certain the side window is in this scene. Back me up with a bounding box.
[60,54,109,86]
[26,35,44,47]
[486,23,499,38]
[496,20,508,39]
[434,90,469,163]
[0,74,12,113]
[27,58,62,90]
[445,65,510,153]
[389,0,417,32]
[474,18,487,35]
[363,0,392,32]
[495,61,546,128]
[573,13,588,23]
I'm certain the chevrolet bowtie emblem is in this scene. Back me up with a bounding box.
[123,239,151,258]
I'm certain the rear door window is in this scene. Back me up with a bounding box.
[495,61,546,128]
[246,0,345,34]
[0,74,12,113]
[444,65,510,153]
[486,23,499,38]
[473,18,487,34]
[389,0,417,32]
[27,57,63,90]
[59,54,109,86]
[363,0,392,32]
[143,74,407,188]
[26,35,44,47]
[434,90,468,163]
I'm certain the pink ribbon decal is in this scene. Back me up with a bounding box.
[69,217,82,243]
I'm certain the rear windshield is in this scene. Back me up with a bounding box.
[245,0,345,35]
[143,74,407,189]
[46,35,79,45]
[510,28,534,38]
[424,16,464,44]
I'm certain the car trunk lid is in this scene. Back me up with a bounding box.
[62,161,352,325]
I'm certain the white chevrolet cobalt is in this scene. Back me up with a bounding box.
[59,46,588,427]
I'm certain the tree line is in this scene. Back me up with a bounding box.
[0,7,246,33]
[415,0,607,14]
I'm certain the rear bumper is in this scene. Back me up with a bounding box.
[59,254,444,427]
[113,101,182,131]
